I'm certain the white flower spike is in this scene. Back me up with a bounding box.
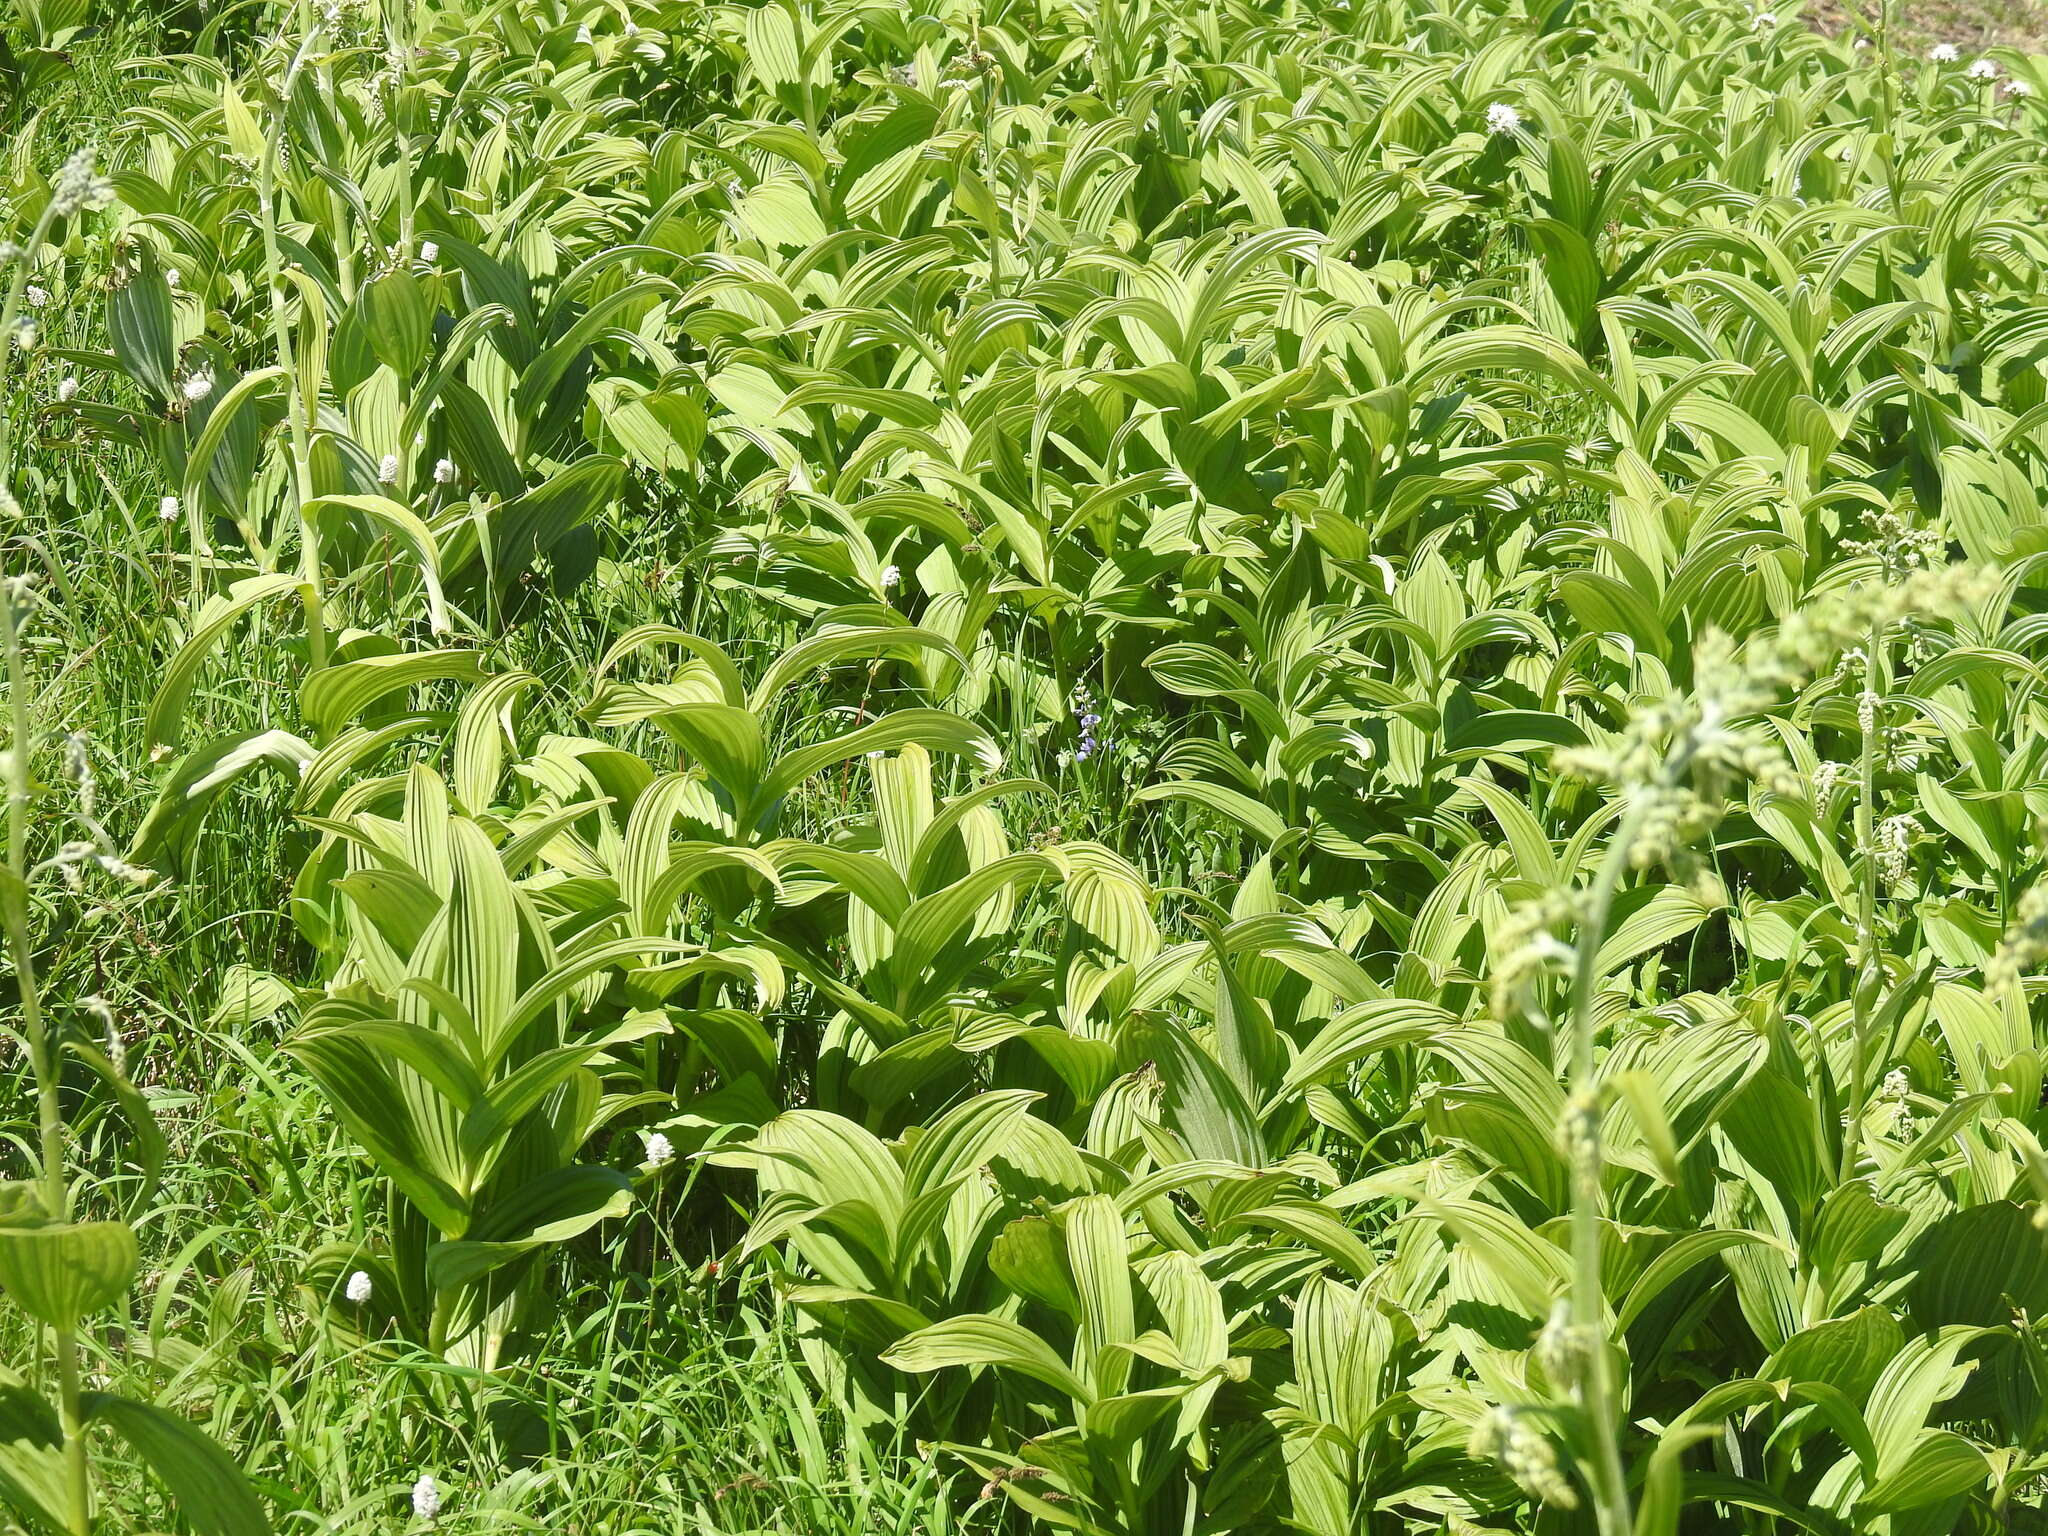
[433,458,457,484]
[412,1474,441,1520]
[159,495,180,522]
[345,1270,372,1303]
[644,1131,674,1167]
[1929,42,1959,62]
[1484,101,1521,135]
[378,454,400,484]
[1967,58,1997,79]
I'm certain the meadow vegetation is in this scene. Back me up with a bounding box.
[5,0,2048,1530]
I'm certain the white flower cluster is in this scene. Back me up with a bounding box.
[1469,1406,1578,1508]
[1874,813,1918,890]
[50,150,115,217]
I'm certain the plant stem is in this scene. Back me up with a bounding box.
[0,202,64,487]
[0,587,90,1536]
[1839,620,1884,1183]
[1564,791,1649,1536]
[258,24,329,677]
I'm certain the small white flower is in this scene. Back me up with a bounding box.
[57,376,78,402]
[2005,78,2032,96]
[644,1131,674,1167]
[880,563,901,590]
[378,453,400,484]
[345,1270,372,1303]
[1881,1068,1911,1101]
[1967,57,1997,79]
[181,370,214,403]
[164,267,181,288]
[1929,42,1959,62]
[411,1473,441,1520]
[418,240,438,263]
[159,495,180,522]
[1484,101,1522,135]
[1837,140,1857,163]
[23,285,47,308]
[432,458,456,484]
[1751,10,1779,27]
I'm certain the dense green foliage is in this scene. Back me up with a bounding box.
[5,0,2048,1530]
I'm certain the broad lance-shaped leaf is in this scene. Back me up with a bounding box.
[302,495,450,634]
[0,1219,138,1329]
[84,1395,271,1536]
[129,728,316,868]
[424,1166,634,1291]
[0,1382,66,1535]
[145,574,303,751]
[301,648,488,739]
[883,1315,1093,1404]
[283,1023,472,1235]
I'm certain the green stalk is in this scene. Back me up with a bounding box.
[0,588,90,1536]
[1839,621,1884,1183]
[0,201,64,486]
[1562,791,1649,1536]
[257,24,329,676]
